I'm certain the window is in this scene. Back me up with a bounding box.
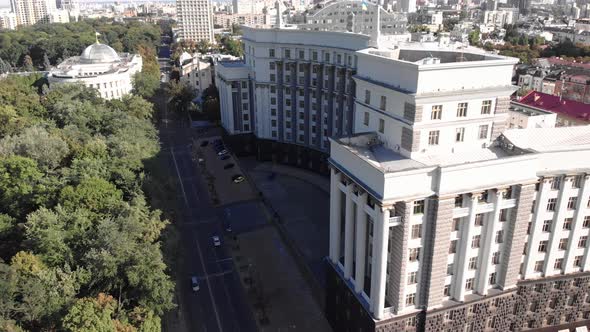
[284,49,291,58]
[563,218,573,230]
[455,195,463,208]
[574,255,583,267]
[405,293,416,306]
[449,240,457,254]
[538,240,548,252]
[481,100,492,114]
[447,264,454,275]
[241,81,247,89]
[413,200,425,214]
[299,50,304,59]
[312,51,318,61]
[452,218,461,231]
[380,96,386,111]
[431,105,442,120]
[269,62,275,70]
[495,230,504,244]
[568,197,578,210]
[554,258,563,270]
[468,257,477,270]
[547,198,557,211]
[406,316,417,327]
[270,74,276,82]
[475,213,484,226]
[324,53,330,62]
[499,209,508,222]
[407,271,418,284]
[444,284,451,297]
[472,235,481,248]
[409,248,420,262]
[411,224,422,239]
[428,130,440,145]
[478,125,489,139]
[271,97,276,105]
[584,216,590,228]
[378,119,385,134]
[456,127,465,142]
[543,220,552,232]
[551,177,561,190]
[559,238,568,250]
[579,236,588,248]
[269,48,275,57]
[534,260,544,272]
[489,272,497,285]
[465,278,474,290]
[492,251,500,264]
[271,120,277,127]
[573,175,583,188]
[363,112,369,126]
[527,222,532,235]
[457,102,468,117]
[364,90,371,104]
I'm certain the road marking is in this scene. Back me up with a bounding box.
[213,247,240,332]
[170,147,189,207]
[216,257,233,263]
[195,235,224,332]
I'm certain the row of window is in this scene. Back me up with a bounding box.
[427,125,489,145]
[533,255,585,272]
[429,100,493,120]
[268,47,355,66]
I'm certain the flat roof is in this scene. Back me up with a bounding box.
[502,126,590,153]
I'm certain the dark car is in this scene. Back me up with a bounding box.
[232,174,245,183]
[223,163,235,169]
[214,145,226,153]
[200,140,209,147]
[220,155,230,161]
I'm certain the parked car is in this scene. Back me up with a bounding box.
[214,145,225,153]
[212,235,221,247]
[200,140,209,147]
[232,175,245,183]
[191,276,200,291]
[217,149,228,156]
[223,163,235,169]
[220,155,230,161]
[225,223,232,233]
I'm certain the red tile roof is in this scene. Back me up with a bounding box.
[516,91,590,123]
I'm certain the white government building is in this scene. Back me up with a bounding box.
[217,6,590,332]
[48,41,142,100]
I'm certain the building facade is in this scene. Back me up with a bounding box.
[176,0,214,43]
[48,42,142,100]
[301,1,408,35]
[0,10,17,30]
[10,0,53,27]
[178,51,213,97]
[213,12,269,30]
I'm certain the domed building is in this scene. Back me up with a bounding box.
[48,41,143,100]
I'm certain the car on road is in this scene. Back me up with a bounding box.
[220,155,230,161]
[223,163,235,169]
[217,149,228,156]
[200,140,209,147]
[212,235,221,247]
[225,223,232,233]
[232,175,245,183]
[191,276,200,291]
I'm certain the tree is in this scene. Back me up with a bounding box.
[22,55,34,72]
[59,177,123,214]
[42,54,51,71]
[196,39,211,54]
[165,80,196,113]
[0,156,44,218]
[0,126,70,171]
[132,45,160,98]
[62,294,118,332]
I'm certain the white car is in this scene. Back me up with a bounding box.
[217,149,228,156]
[212,235,221,247]
[191,276,200,291]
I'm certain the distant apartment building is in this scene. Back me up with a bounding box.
[10,0,54,27]
[508,100,557,129]
[178,52,213,97]
[482,9,519,27]
[176,0,214,43]
[556,74,590,104]
[231,0,275,14]
[213,12,269,29]
[49,9,70,23]
[0,10,17,30]
[301,0,407,36]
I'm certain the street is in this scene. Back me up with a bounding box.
[157,41,258,332]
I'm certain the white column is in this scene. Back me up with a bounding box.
[544,176,569,277]
[371,208,390,320]
[355,192,368,293]
[476,189,503,295]
[329,168,342,263]
[344,185,355,279]
[453,193,478,302]
[523,179,549,278]
[565,175,590,273]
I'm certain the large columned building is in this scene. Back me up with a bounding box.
[216,15,590,332]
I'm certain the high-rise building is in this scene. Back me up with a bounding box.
[10,0,53,27]
[0,9,17,30]
[176,0,214,43]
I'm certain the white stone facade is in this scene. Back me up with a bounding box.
[179,52,213,97]
[48,42,142,100]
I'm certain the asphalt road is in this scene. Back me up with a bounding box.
[157,39,257,332]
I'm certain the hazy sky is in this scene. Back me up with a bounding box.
[0,0,9,9]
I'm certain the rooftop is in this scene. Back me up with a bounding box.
[502,126,590,153]
[515,91,590,123]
